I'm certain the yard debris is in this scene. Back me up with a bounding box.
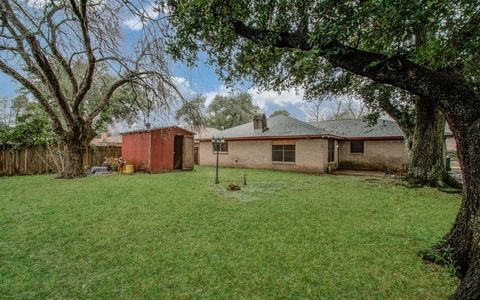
[88,166,111,175]
[227,183,241,191]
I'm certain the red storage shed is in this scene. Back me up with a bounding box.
[121,126,195,173]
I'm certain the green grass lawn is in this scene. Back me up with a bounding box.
[0,166,460,299]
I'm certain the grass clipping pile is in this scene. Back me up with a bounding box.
[227,183,241,191]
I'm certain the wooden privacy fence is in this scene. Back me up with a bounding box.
[0,146,121,176]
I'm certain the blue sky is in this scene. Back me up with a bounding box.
[0,8,309,123]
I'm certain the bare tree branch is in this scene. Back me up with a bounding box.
[0,58,64,134]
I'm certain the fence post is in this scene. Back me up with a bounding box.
[24,148,28,175]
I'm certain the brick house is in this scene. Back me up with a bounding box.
[197,114,453,173]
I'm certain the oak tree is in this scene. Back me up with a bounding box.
[166,1,480,298]
[0,0,176,177]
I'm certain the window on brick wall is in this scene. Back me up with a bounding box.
[350,140,364,154]
[212,141,228,152]
[272,143,295,163]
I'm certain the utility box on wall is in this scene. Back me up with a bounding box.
[121,126,194,173]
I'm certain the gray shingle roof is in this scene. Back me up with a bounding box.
[310,119,403,138]
[201,115,335,140]
[198,116,453,140]
[311,119,453,138]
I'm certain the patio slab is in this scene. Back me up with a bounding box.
[332,169,387,177]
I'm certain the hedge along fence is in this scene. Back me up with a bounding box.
[0,145,121,176]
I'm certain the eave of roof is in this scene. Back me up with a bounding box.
[198,133,344,142]
[345,136,404,141]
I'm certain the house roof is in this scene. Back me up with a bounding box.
[198,115,341,140]
[197,115,454,142]
[310,119,404,139]
[310,119,454,139]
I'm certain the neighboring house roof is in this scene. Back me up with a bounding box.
[198,115,341,141]
[310,119,404,139]
[189,127,221,140]
[90,133,122,146]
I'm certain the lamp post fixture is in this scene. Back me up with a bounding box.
[212,136,224,184]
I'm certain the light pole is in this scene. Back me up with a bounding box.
[212,136,224,184]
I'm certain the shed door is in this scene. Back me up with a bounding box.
[182,135,194,170]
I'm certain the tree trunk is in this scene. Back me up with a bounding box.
[378,95,448,186]
[442,120,480,299]
[59,140,86,178]
[55,128,94,179]
[407,97,448,186]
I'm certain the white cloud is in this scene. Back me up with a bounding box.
[204,85,231,105]
[172,76,195,98]
[123,4,170,31]
[248,87,305,109]
[170,79,307,113]
[123,5,157,31]
[26,0,50,8]
[123,18,146,31]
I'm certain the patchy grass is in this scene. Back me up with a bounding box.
[0,166,459,298]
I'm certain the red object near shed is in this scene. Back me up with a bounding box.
[121,126,195,173]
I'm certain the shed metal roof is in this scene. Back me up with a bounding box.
[121,126,194,136]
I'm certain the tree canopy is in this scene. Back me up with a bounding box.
[270,110,290,117]
[175,94,207,129]
[0,101,56,148]
[206,93,259,129]
[166,0,479,99]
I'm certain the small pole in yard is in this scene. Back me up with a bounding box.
[212,136,224,184]
[243,174,247,186]
[215,146,219,184]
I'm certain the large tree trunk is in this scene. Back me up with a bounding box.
[59,140,86,178]
[378,95,449,186]
[407,97,448,186]
[57,129,93,178]
[442,120,480,299]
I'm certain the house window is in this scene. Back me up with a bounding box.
[350,140,364,154]
[272,144,295,163]
[212,141,228,152]
[328,139,335,162]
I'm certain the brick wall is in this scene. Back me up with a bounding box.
[198,138,329,173]
[338,140,406,171]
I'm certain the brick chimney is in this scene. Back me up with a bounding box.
[253,113,268,132]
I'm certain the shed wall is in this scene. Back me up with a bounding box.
[122,132,151,171]
[122,127,195,173]
[150,129,175,172]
